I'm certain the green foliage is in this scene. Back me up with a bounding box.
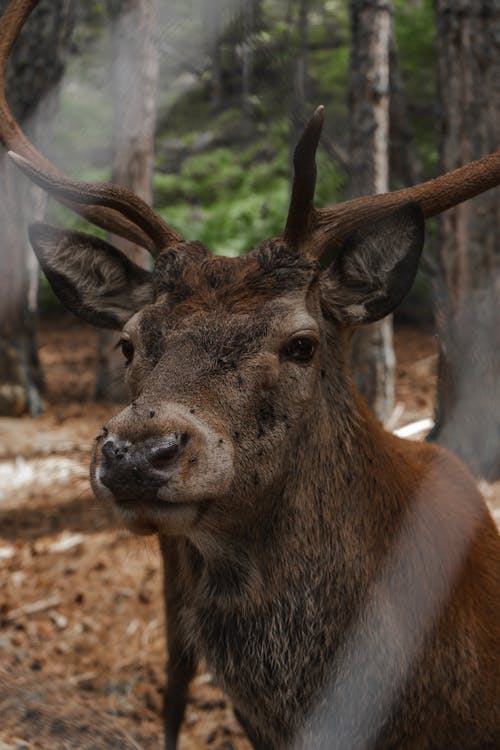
[55,0,437,264]
[393,0,435,99]
[315,151,347,209]
[155,128,291,254]
[309,44,349,130]
[163,182,289,257]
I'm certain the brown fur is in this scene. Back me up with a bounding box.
[82,238,500,750]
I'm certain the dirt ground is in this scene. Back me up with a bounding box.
[0,314,498,750]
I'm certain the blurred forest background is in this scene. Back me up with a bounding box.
[0,0,499,479]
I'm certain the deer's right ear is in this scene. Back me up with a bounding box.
[319,204,424,325]
[29,223,154,330]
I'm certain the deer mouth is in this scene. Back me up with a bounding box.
[91,408,234,534]
[91,454,203,534]
[112,493,205,535]
[114,496,192,511]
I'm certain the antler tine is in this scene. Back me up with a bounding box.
[0,0,182,256]
[283,105,324,248]
[306,151,500,260]
[8,152,182,251]
[284,107,500,262]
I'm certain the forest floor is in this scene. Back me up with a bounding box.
[0,314,498,750]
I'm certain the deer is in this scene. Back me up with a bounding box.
[1,2,500,748]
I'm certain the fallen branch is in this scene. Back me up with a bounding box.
[3,595,61,623]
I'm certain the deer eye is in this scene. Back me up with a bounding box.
[118,337,134,365]
[282,336,317,363]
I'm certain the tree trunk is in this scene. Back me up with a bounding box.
[0,153,42,416]
[429,0,500,480]
[348,0,393,422]
[0,0,74,416]
[96,0,159,401]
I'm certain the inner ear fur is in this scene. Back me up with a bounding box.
[319,203,425,325]
[29,223,154,330]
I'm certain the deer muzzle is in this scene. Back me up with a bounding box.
[99,432,189,503]
[91,403,235,534]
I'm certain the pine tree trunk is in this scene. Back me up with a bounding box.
[96,0,159,401]
[0,0,74,416]
[429,0,500,480]
[348,0,393,422]
[0,153,42,416]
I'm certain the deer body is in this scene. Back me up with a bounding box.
[169,435,500,748]
[175,439,499,749]
[76,236,496,750]
[1,3,499,748]
[156,361,500,750]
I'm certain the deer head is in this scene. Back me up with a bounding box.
[1,1,499,546]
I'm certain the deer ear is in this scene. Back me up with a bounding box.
[29,223,153,330]
[320,203,425,325]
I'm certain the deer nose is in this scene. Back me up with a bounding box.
[99,432,189,501]
[101,437,129,462]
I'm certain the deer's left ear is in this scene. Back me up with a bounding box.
[319,203,425,324]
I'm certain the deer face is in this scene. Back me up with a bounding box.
[75,235,324,538]
[29,204,423,541]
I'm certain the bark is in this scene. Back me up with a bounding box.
[0,153,40,416]
[348,0,394,422]
[429,0,500,479]
[96,0,159,401]
[0,0,74,416]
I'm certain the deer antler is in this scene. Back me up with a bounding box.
[285,107,500,260]
[0,0,181,256]
[283,105,324,247]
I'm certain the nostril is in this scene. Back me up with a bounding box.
[101,439,127,461]
[148,432,189,471]
[101,440,115,460]
[150,443,178,467]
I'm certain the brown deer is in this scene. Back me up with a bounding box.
[1,2,500,748]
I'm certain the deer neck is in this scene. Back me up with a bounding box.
[183,378,406,609]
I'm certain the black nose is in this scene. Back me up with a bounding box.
[99,433,188,501]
